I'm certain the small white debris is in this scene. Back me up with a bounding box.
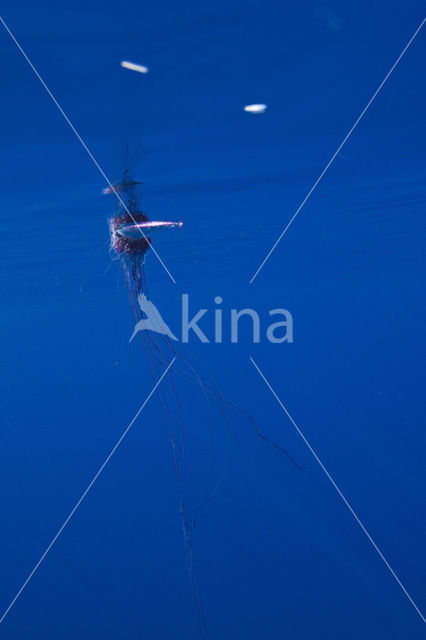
[120,60,149,74]
[244,103,267,114]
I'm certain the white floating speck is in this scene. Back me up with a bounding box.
[120,60,149,74]
[244,103,267,114]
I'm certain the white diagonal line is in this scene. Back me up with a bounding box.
[249,16,426,284]
[0,15,176,284]
[250,356,426,625]
[0,357,175,626]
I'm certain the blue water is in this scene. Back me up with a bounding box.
[0,1,425,638]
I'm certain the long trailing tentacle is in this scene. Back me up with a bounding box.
[124,256,208,639]
[150,332,302,470]
[109,172,299,640]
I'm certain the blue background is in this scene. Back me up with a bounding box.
[0,1,425,638]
